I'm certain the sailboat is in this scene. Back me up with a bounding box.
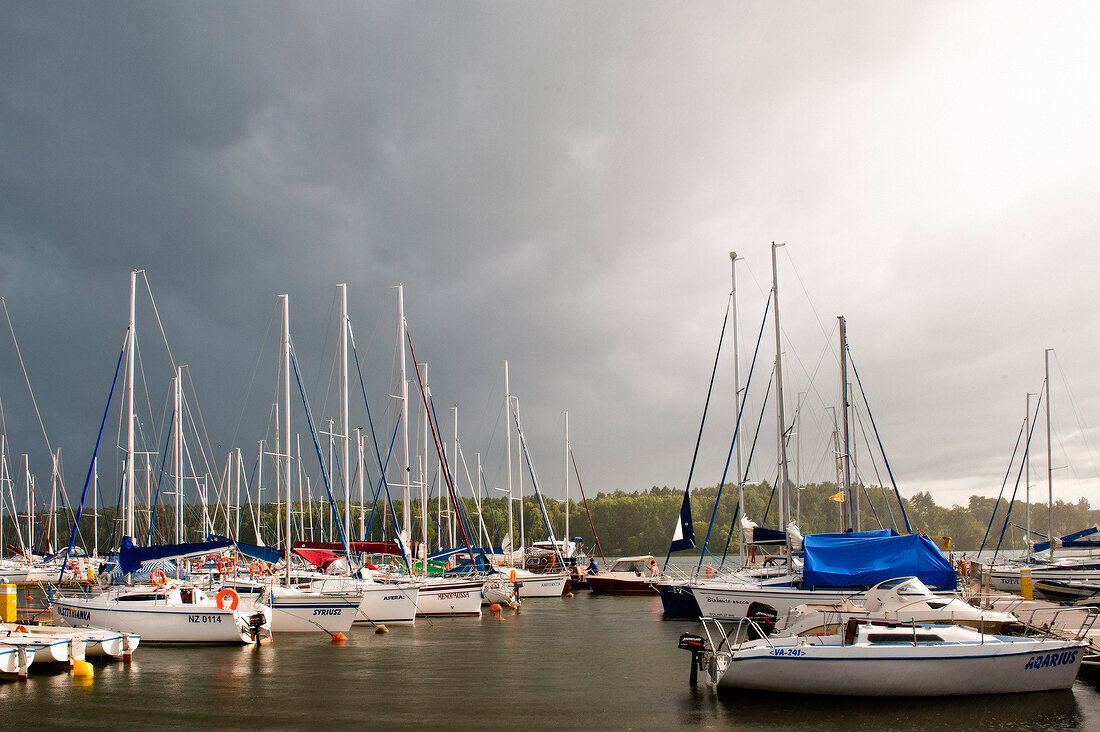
[982,350,1100,595]
[51,270,271,644]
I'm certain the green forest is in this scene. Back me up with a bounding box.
[7,481,1097,558]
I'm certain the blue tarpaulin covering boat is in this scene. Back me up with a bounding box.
[802,532,956,589]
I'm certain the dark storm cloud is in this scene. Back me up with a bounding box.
[1,1,1099,518]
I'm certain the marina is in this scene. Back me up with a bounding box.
[4,587,1100,730]
[4,2,1100,729]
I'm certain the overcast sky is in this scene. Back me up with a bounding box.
[2,1,1099,531]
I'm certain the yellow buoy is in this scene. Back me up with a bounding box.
[374,624,389,634]
[73,659,94,678]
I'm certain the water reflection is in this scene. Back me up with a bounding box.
[1,588,1099,731]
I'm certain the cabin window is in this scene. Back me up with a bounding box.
[117,593,165,602]
[866,633,944,644]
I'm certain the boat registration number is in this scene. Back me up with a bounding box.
[768,647,805,657]
[188,614,223,624]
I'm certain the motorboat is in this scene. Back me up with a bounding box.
[1033,577,1100,603]
[681,615,1088,696]
[587,555,660,595]
[776,577,1020,636]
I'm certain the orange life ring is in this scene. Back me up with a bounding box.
[705,565,713,578]
[650,563,659,577]
[216,587,240,611]
[150,569,168,587]
[249,561,264,577]
[217,558,234,575]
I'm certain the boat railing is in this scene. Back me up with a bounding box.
[991,599,1100,640]
[700,616,778,652]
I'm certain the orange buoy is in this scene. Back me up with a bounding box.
[331,632,347,644]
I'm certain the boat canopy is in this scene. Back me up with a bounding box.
[213,536,282,565]
[119,535,232,575]
[801,532,956,590]
[608,556,657,573]
[294,540,404,556]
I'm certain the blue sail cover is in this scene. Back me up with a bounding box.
[1032,525,1100,554]
[119,536,233,575]
[802,532,956,589]
[211,535,284,565]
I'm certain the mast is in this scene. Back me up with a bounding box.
[339,283,351,552]
[516,398,525,556]
[452,403,459,548]
[257,440,264,544]
[770,243,791,534]
[126,269,137,540]
[504,360,514,565]
[564,410,570,551]
[357,427,365,541]
[174,366,183,544]
[397,284,411,551]
[1045,348,1054,561]
[24,457,31,554]
[49,450,58,554]
[1026,392,1033,546]
[421,364,430,563]
[730,252,746,566]
[93,457,98,556]
[838,315,852,531]
[281,294,292,582]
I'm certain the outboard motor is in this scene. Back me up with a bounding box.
[247,612,267,644]
[678,632,708,686]
[745,601,779,640]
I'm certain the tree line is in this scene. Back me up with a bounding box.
[5,481,1096,557]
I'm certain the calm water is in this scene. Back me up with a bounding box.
[4,588,1100,731]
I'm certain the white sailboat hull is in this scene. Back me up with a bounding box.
[298,577,420,624]
[51,592,266,644]
[414,579,484,616]
[986,565,1100,593]
[715,633,1086,695]
[512,571,569,598]
[692,581,856,620]
[265,592,358,633]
